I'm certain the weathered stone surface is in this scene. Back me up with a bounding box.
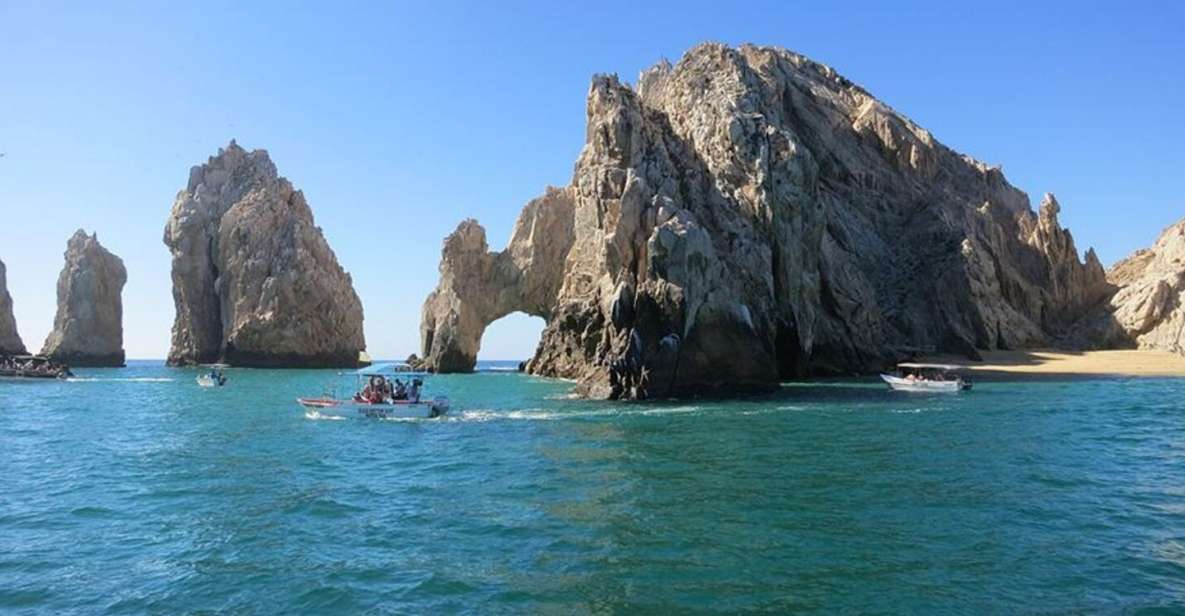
[164,141,365,367]
[0,258,26,355]
[420,43,1110,398]
[41,230,126,366]
[1084,218,1185,353]
[420,187,575,372]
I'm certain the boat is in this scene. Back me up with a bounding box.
[880,363,972,392]
[0,355,73,380]
[196,364,229,387]
[297,363,450,419]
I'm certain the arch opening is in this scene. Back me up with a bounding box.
[477,312,546,369]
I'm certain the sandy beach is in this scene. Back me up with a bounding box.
[921,349,1185,380]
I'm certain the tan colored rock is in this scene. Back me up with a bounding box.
[420,187,575,371]
[163,141,365,367]
[1094,218,1185,353]
[0,258,26,355]
[41,230,127,366]
[420,43,1110,398]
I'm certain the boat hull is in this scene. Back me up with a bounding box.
[297,397,450,419]
[0,371,69,380]
[880,374,970,392]
[196,376,226,387]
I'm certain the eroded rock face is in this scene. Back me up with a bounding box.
[0,259,26,355]
[1088,218,1185,353]
[420,187,575,371]
[41,230,127,366]
[164,141,365,367]
[420,43,1110,398]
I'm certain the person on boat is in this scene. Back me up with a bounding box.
[393,379,408,401]
[378,377,392,402]
[409,379,422,403]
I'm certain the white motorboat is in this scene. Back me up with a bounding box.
[297,363,450,419]
[880,363,971,392]
[196,364,228,387]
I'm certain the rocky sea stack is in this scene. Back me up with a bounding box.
[164,141,365,368]
[41,230,127,366]
[420,43,1113,399]
[0,258,27,355]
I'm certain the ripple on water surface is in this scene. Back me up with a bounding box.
[3,363,1185,612]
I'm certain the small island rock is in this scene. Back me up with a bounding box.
[0,258,27,355]
[41,230,127,366]
[163,141,366,367]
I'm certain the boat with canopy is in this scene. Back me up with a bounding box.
[880,363,972,392]
[196,364,229,387]
[0,355,73,380]
[296,363,450,419]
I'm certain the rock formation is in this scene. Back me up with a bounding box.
[420,43,1111,398]
[163,141,365,367]
[1081,218,1185,353]
[40,230,127,366]
[0,258,27,355]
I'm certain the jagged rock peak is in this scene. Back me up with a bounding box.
[163,140,366,368]
[0,258,26,355]
[41,230,127,366]
[1096,217,1185,353]
[420,187,575,372]
[421,42,1111,398]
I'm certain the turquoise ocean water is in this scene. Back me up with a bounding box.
[3,360,1185,613]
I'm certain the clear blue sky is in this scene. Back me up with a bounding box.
[1,1,1182,360]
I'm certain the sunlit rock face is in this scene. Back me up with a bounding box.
[0,258,26,356]
[41,230,127,366]
[1081,218,1185,353]
[421,43,1110,398]
[163,141,366,368]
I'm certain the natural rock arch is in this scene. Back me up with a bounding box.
[420,187,575,372]
[420,43,1113,398]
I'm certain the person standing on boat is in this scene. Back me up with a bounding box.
[409,379,422,403]
[393,379,407,400]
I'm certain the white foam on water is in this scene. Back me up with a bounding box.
[305,410,347,421]
[67,377,176,383]
[451,405,704,422]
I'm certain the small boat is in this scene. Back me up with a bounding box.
[880,363,972,392]
[0,355,73,380]
[196,364,229,387]
[297,363,450,419]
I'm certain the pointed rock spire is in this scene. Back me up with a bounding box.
[41,230,127,366]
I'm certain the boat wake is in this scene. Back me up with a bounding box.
[451,405,705,422]
[67,377,176,383]
[304,410,347,421]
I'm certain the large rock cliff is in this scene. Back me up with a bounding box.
[164,141,366,367]
[41,230,127,366]
[0,258,27,355]
[420,43,1110,398]
[1084,218,1185,353]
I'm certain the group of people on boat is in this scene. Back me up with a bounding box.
[0,355,72,379]
[355,375,422,405]
[903,371,948,382]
